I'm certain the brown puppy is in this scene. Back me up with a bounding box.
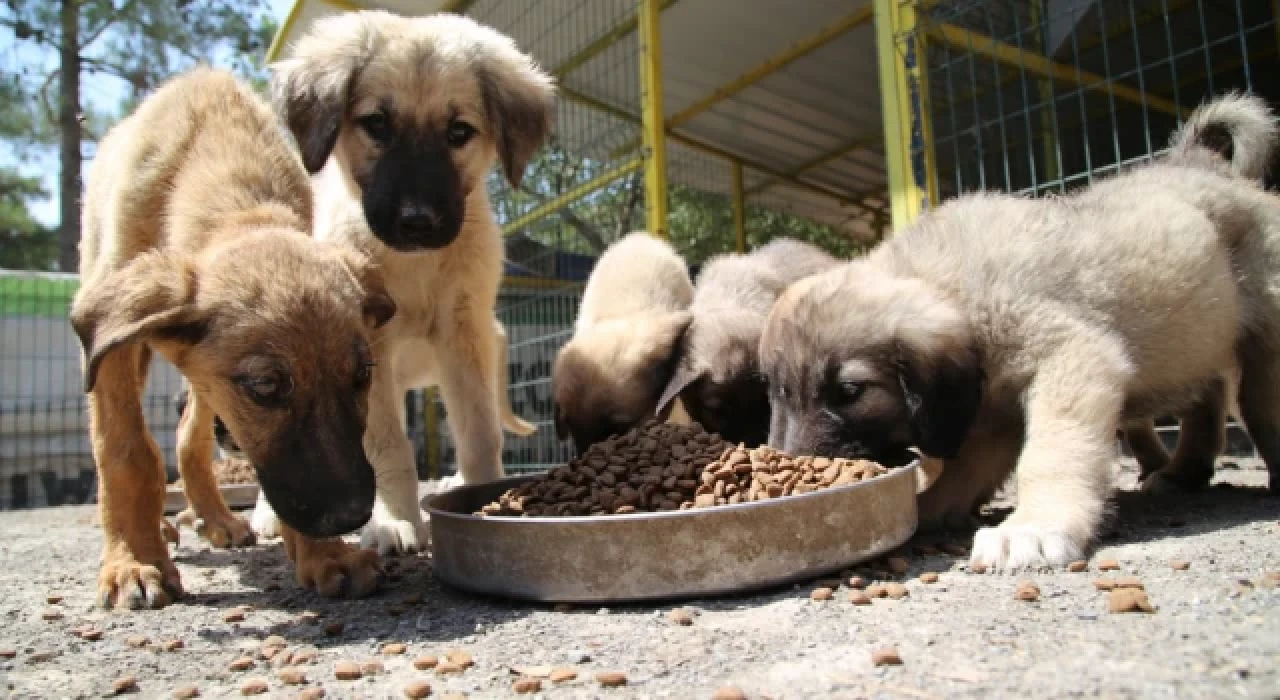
[759,94,1280,572]
[71,67,393,608]
[553,232,694,451]
[268,11,553,554]
[657,238,839,446]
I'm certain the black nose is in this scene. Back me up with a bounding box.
[398,204,440,237]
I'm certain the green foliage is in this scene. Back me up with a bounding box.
[0,168,57,270]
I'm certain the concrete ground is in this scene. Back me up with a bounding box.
[1,460,1277,700]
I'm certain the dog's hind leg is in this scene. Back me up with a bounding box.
[89,343,184,609]
[1143,378,1227,492]
[1237,341,1280,494]
[1123,419,1170,481]
[360,372,430,555]
[175,389,255,548]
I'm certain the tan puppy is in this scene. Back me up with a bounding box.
[656,238,839,446]
[266,11,552,554]
[71,67,394,608]
[552,232,695,451]
[759,94,1280,571]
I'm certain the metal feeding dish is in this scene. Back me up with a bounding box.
[425,460,921,604]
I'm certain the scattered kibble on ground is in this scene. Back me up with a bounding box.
[1015,581,1041,602]
[1068,561,1088,573]
[596,671,628,687]
[1108,588,1155,613]
[871,647,903,666]
[1097,559,1120,571]
[403,679,432,699]
[919,572,939,584]
[810,586,834,601]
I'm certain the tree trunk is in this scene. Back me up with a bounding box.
[58,0,81,273]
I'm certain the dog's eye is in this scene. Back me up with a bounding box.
[838,381,866,402]
[354,361,376,390]
[357,112,390,143]
[237,373,292,407]
[446,120,476,148]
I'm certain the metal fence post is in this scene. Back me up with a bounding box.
[875,0,937,231]
[638,0,670,239]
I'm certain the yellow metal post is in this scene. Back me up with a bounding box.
[875,0,937,231]
[731,160,746,252]
[1030,0,1061,187]
[638,0,669,239]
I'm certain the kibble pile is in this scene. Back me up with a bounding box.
[479,420,890,517]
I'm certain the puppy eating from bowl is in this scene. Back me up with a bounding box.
[758,93,1280,571]
[656,238,839,447]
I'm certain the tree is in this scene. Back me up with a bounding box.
[0,168,56,270]
[1,0,276,272]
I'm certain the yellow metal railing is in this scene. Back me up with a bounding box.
[637,0,670,239]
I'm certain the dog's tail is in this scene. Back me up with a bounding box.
[494,319,537,437]
[1167,92,1278,181]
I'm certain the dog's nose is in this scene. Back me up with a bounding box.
[398,203,440,236]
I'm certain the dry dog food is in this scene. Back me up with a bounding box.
[479,421,891,517]
[871,647,903,666]
[277,667,307,685]
[172,684,200,698]
[404,679,432,699]
[298,688,326,700]
[550,668,578,683]
[513,678,542,693]
[919,572,939,584]
[1068,560,1088,573]
[414,655,438,670]
[1014,581,1041,602]
[810,587,835,601]
[713,686,748,700]
[334,661,362,681]
[848,590,872,605]
[1108,588,1155,613]
[112,675,138,695]
[668,608,695,625]
[1171,559,1191,571]
[596,671,628,687]
[1097,559,1120,571]
[229,657,255,672]
[239,679,268,696]
[382,643,407,656]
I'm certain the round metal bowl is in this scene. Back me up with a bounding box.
[424,460,920,604]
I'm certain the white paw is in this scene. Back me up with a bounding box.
[250,493,280,539]
[360,508,430,555]
[970,523,1083,572]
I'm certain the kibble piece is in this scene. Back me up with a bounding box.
[434,661,465,675]
[1014,581,1040,602]
[1113,575,1144,590]
[224,608,247,623]
[1067,560,1088,573]
[161,639,184,652]
[404,679,433,699]
[413,655,439,670]
[667,608,694,625]
[291,646,319,665]
[848,591,872,605]
[886,557,910,575]
[871,647,903,666]
[263,635,288,649]
[126,635,150,649]
[229,657,256,672]
[1097,559,1120,571]
[712,686,748,700]
[1170,559,1191,571]
[919,572,939,584]
[549,667,578,683]
[278,667,307,685]
[446,649,475,668]
[112,675,139,695]
[334,661,363,681]
[1093,578,1116,591]
[513,678,542,694]
[810,586,834,601]
[298,689,326,700]
[361,660,385,675]
[80,627,104,641]
[1108,588,1155,613]
[847,575,867,589]
[884,583,909,599]
[28,651,57,663]
[323,621,345,637]
[596,671,628,687]
[969,563,988,574]
[41,609,63,621]
[0,649,16,659]
[866,584,887,598]
[172,685,200,699]
[382,643,408,656]
[240,679,268,696]
[46,595,64,604]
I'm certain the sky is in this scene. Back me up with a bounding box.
[7,0,295,226]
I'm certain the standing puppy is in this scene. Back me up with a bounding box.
[72,68,395,608]
[552,232,695,451]
[657,239,839,446]
[268,11,554,554]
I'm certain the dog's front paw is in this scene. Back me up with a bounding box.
[99,552,184,610]
[360,511,430,555]
[250,496,281,539]
[195,511,256,549]
[293,538,382,599]
[969,524,1084,572]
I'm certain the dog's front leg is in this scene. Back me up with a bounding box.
[280,523,381,598]
[175,390,255,548]
[360,369,430,555]
[438,312,505,485]
[970,337,1129,571]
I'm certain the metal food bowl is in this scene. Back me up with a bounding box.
[424,459,921,604]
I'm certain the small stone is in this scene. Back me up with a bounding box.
[334,660,362,680]
[871,647,902,666]
[382,643,408,656]
[969,563,988,574]
[361,660,385,675]
[1171,559,1191,571]
[172,685,200,699]
[513,678,542,694]
[125,635,149,648]
[323,621,345,637]
[298,689,326,700]
[1094,578,1116,591]
[848,591,872,605]
[549,667,578,683]
[1108,588,1155,613]
[1067,560,1088,573]
[160,639,184,652]
[41,609,63,621]
[112,675,139,695]
[712,686,748,700]
[1097,559,1120,571]
[886,557,910,575]
[46,595,64,604]
[224,609,246,623]
[919,572,939,584]
[596,671,628,687]
[667,608,694,625]
[847,576,867,589]
[229,657,256,672]
[810,587,834,601]
[445,649,474,668]
[1014,581,1040,602]
[404,679,433,699]
[240,678,268,696]
[278,667,307,685]
[414,655,439,670]
[884,583,909,599]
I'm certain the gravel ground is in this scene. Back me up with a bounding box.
[1,460,1278,700]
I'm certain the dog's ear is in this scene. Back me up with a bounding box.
[896,346,983,459]
[656,358,702,419]
[339,251,397,329]
[476,44,555,188]
[269,15,377,173]
[70,252,205,393]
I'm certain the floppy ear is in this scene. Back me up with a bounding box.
[896,348,983,459]
[269,15,377,173]
[656,360,702,419]
[340,250,397,329]
[69,252,205,393]
[476,48,555,187]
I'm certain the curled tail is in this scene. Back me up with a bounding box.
[1167,92,1278,181]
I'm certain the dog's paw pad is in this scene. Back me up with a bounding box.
[250,502,281,539]
[196,513,256,549]
[970,524,1082,572]
[295,541,381,599]
[98,556,183,610]
[360,513,429,556]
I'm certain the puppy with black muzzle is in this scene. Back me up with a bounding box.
[759,94,1280,572]
[552,232,695,452]
[656,238,839,447]
[266,10,550,554]
[71,68,396,608]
